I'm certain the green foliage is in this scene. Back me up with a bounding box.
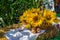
[0,0,38,27]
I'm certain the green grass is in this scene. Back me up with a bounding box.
[50,32,60,40]
[57,13,60,17]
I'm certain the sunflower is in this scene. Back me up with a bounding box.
[43,9,57,23]
[19,8,57,29]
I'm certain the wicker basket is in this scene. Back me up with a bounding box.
[36,27,58,40]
